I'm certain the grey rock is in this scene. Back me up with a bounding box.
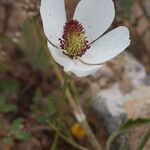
[90,53,150,150]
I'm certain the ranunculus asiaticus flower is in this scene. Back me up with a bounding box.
[40,0,130,77]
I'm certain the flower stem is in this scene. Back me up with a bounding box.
[51,73,68,150]
[65,76,103,150]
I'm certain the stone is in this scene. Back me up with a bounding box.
[90,53,150,150]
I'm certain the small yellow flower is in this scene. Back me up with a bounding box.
[70,123,86,139]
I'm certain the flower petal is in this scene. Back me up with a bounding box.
[73,0,115,42]
[47,42,75,71]
[48,43,102,77]
[71,59,102,77]
[40,0,66,46]
[80,26,131,64]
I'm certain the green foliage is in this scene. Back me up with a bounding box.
[11,118,22,132]
[106,118,150,150]
[11,118,31,141]
[136,128,150,150]
[48,121,86,150]
[2,118,31,144]
[119,0,133,16]
[44,94,57,116]
[0,95,17,113]
[22,20,49,70]
[37,95,57,123]
[118,118,150,131]
[15,131,31,141]
[31,89,56,124]
[0,79,18,113]
[0,63,12,72]
[0,103,17,113]
[118,139,127,150]
[3,137,12,144]
[0,79,19,94]
[0,95,5,101]
[31,89,42,112]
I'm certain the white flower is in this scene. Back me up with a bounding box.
[40,0,130,77]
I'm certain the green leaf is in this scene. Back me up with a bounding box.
[119,118,150,131]
[0,95,5,101]
[45,95,56,115]
[119,0,133,16]
[11,118,22,133]
[3,137,12,144]
[15,131,31,141]
[11,119,31,141]
[136,128,150,150]
[0,79,18,94]
[0,103,17,113]
[37,95,56,123]
[33,89,42,103]
[31,89,42,112]
[31,91,57,124]
[0,63,11,72]
[0,95,17,113]
[37,116,46,124]
[106,118,150,150]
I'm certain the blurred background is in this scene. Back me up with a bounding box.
[0,0,150,149]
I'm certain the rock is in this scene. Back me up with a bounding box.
[123,85,150,150]
[93,53,146,87]
[90,53,150,150]
[91,84,128,150]
[145,73,150,85]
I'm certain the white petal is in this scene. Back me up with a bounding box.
[80,26,131,64]
[71,59,102,77]
[73,0,115,42]
[47,42,74,71]
[48,43,102,77]
[40,0,66,46]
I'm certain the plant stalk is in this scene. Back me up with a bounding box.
[65,75,103,150]
[51,73,68,150]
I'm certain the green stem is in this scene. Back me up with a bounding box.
[51,73,68,150]
[136,128,150,150]
[48,121,88,150]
